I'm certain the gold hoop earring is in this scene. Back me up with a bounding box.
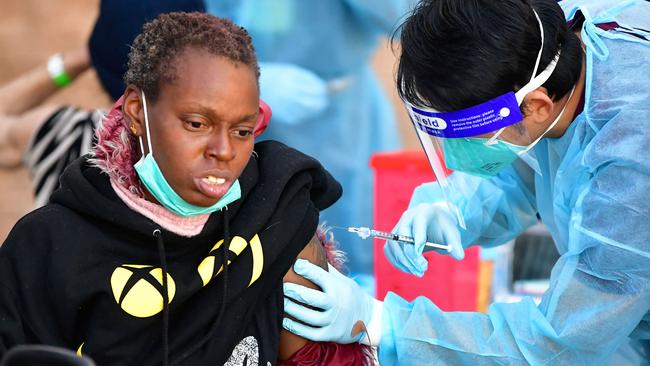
[130,125,137,135]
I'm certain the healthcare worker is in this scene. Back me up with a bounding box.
[204,0,416,282]
[281,0,650,364]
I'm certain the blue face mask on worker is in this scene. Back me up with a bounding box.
[405,10,575,179]
[134,91,241,217]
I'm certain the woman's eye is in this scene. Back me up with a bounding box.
[237,130,253,137]
[186,121,205,129]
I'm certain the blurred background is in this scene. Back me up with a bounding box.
[0,0,419,242]
[0,1,110,240]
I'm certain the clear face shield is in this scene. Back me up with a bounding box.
[403,10,571,229]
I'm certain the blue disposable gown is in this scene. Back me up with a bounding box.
[379,1,650,364]
[205,0,416,276]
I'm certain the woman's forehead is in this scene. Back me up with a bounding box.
[157,49,259,109]
[171,47,255,80]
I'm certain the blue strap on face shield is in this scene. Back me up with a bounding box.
[408,92,525,139]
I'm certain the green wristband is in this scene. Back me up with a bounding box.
[52,72,72,87]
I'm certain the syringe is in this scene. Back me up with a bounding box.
[347,226,452,253]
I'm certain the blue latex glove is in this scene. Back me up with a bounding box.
[282,259,375,344]
[258,62,329,125]
[384,202,465,277]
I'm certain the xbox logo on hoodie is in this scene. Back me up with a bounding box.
[110,264,176,318]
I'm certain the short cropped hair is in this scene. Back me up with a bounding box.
[125,12,259,101]
[395,0,582,112]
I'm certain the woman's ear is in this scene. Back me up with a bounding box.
[123,85,144,136]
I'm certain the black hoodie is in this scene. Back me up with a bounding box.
[0,140,341,366]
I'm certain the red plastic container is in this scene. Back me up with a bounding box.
[370,150,479,311]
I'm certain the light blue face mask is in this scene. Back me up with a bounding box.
[443,138,527,178]
[134,91,241,217]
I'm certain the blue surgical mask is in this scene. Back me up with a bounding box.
[134,91,241,217]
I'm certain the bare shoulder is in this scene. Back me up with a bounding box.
[279,234,328,360]
[282,234,327,289]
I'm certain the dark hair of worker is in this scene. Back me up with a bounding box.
[395,0,583,113]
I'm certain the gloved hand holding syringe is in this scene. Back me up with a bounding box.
[339,226,453,253]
